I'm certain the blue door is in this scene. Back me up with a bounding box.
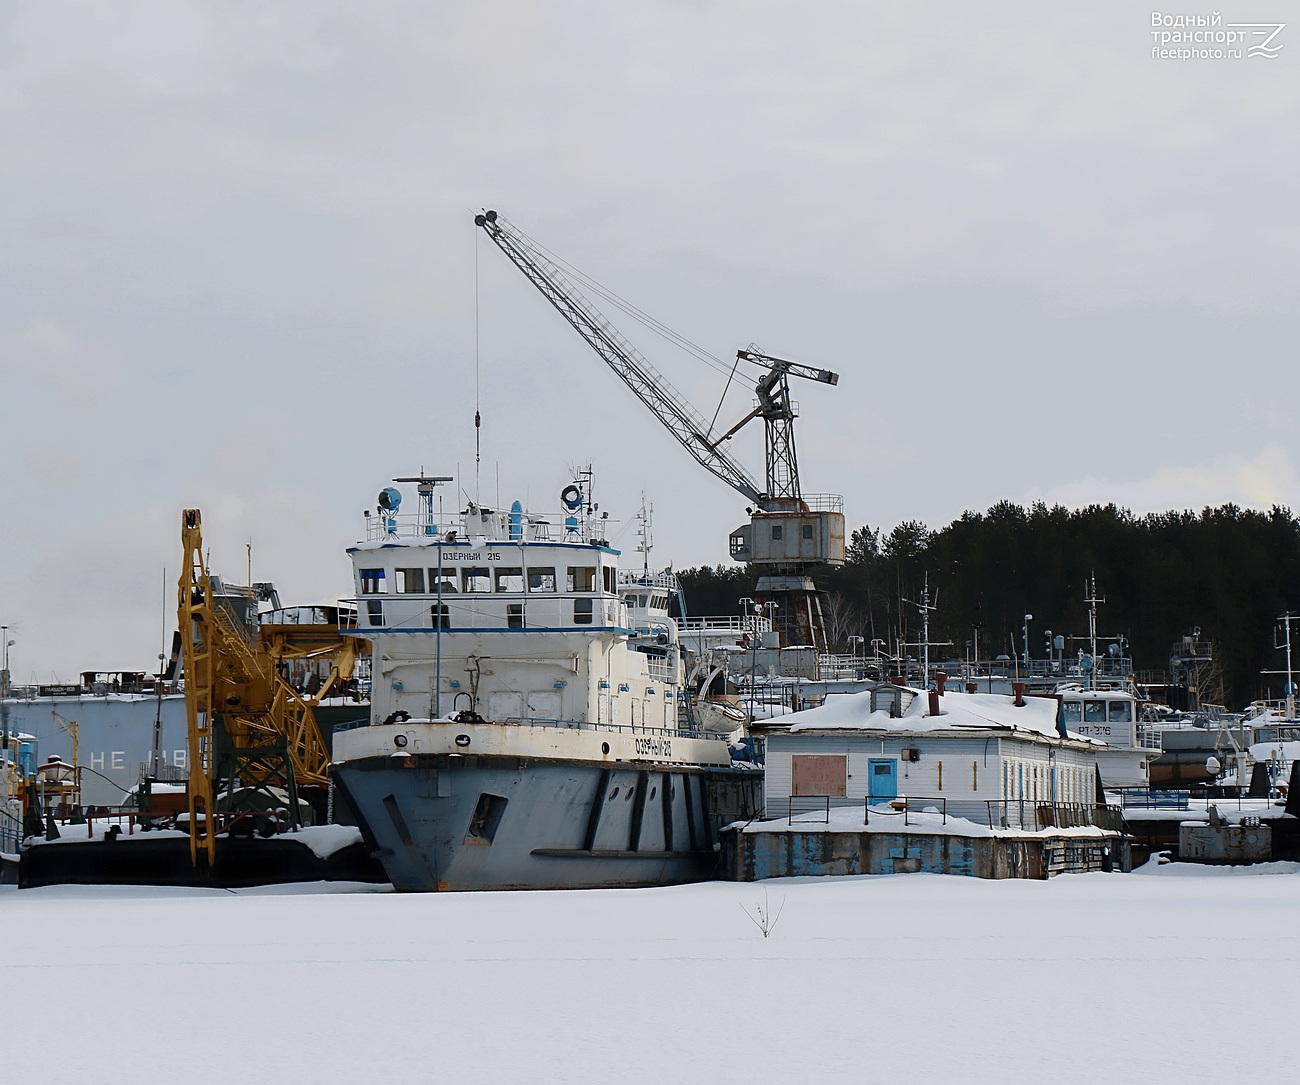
[868,759,898,805]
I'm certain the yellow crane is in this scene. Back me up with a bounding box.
[179,508,360,870]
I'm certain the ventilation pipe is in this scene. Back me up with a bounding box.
[935,671,947,696]
[1013,682,1026,707]
[928,689,940,716]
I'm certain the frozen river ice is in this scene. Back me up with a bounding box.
[3,859,1296,1084]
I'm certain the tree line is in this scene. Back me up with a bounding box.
[677,502,1300,709]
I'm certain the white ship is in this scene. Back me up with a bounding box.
[330,472,762,892]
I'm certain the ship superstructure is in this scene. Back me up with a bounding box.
[331,472,761,891]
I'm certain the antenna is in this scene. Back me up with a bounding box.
[635,492,654,578]
[901,574,942,688]
[1084,573,1104,690]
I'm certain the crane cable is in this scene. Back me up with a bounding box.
[504,220,764,384]
[474,225,482,502]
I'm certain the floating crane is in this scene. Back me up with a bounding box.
[178,508,358,869]
[473,209,845,647]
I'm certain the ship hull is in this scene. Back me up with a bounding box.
[334,753,760,891]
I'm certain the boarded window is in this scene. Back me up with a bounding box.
[791,754,847,797]
[802,524,814,539]
[366,600,383,627]
[573,598,593,625]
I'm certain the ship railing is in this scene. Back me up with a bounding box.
[617,569,679,591]
[776,794,949,826]
[679,616,773,635]
[865,795,947,826]
[644,657,676,682]
[796,493,844,513]
[1112,788,1189,810]
[782,794,856,823]
[984,800,1127,833]
[504,717,706,740]
[333,715,712,740]
[36,805,291,841]
[1136,725,1164,751]
[817,654,869,679]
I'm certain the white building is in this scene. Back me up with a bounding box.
[758,683,1104,828]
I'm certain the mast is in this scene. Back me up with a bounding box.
[1084,573,1103,691]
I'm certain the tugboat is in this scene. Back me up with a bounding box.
[330,471,762,891]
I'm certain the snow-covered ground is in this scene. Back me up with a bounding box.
[3,861,1297,1084]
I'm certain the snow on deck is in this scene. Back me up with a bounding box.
[782,686,1098,743]
[740,805,1116,837]
[3,865,1299,1084]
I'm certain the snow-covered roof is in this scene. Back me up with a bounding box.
[779,686,1098,744]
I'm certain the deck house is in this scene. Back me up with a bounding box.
[757,680,1104,828]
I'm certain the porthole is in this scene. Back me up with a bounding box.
[649,786,657,800]
[394,734,408,748]
[608,787,620,800]
[601,742,610,754]
[624,787,635,802]
[454,734,471,748]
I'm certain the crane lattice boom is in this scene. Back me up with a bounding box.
[474,210,765,505]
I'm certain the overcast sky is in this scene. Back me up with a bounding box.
[2,1,1298,680]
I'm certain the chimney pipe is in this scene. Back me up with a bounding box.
[935,671,947,696]
[928,689,940,716]
[890,674,905,686]
[966,682,978,694]
[1013,681,1026,707]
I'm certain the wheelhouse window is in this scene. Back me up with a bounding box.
[359,568,386,594]
[1083,701,1106,723]
[602,567,616,594]
[573,598,593,624]
[528,567,557,592]
[567,566,596,592]
[428,570,458,594]
[462,567,492,593]
[496,567,526,593]
[1061,701,1082,724]
[507,603,525,629]
[366,600,384,626]
[431,603,449,628]
[396,568,425,594]
[1107,700,1133,723]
